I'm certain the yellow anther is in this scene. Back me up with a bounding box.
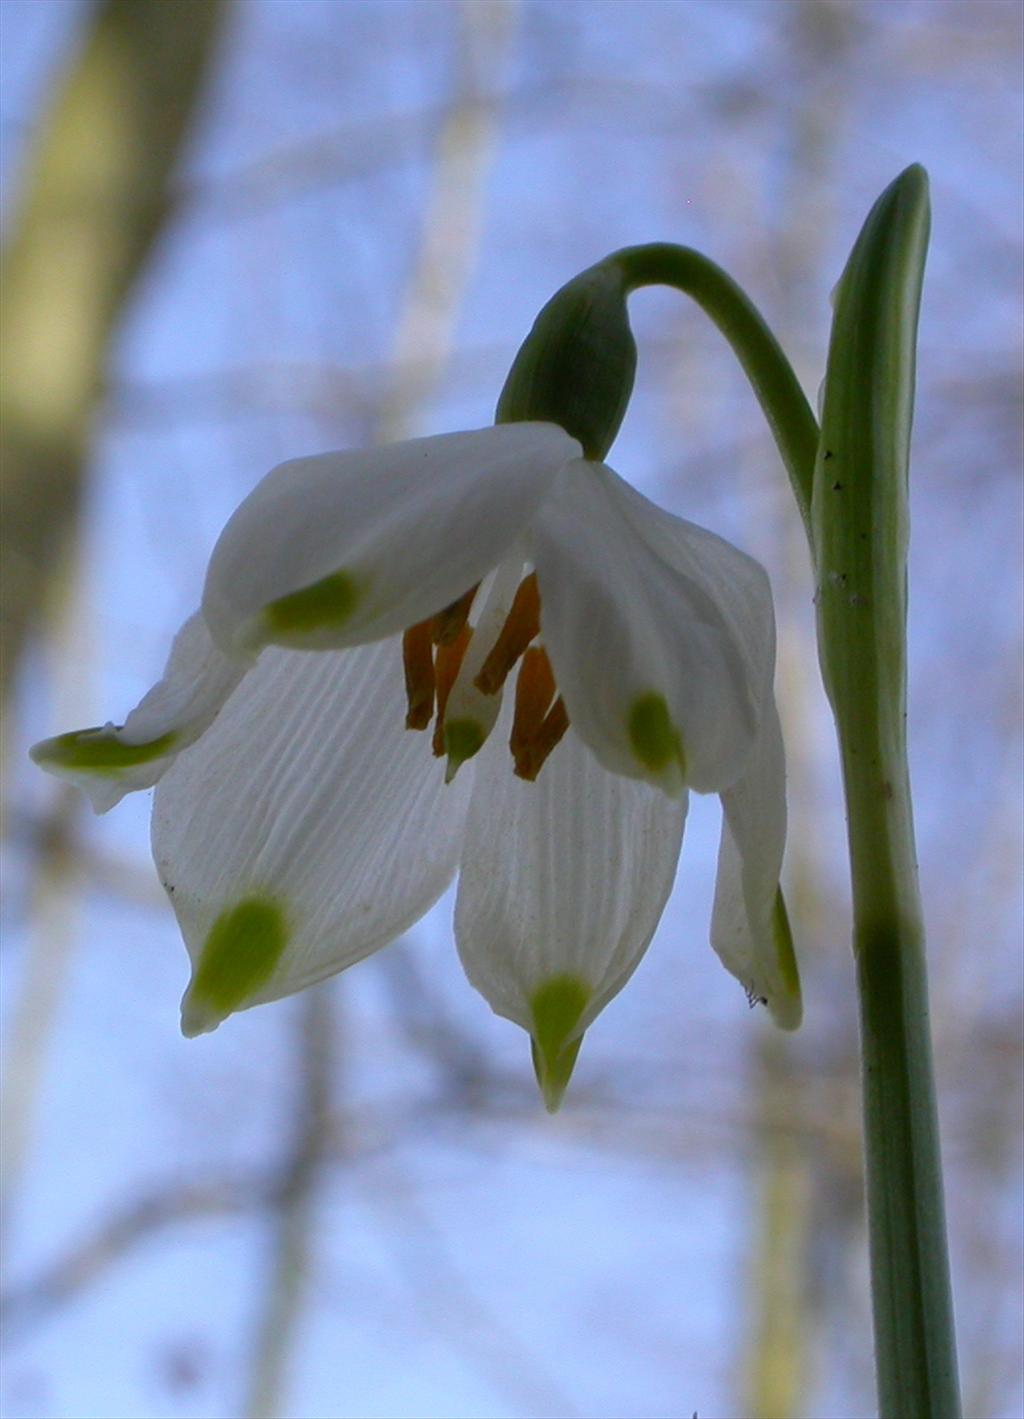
[475,572,541,695]
[432,623,472,756]
[402,621,436,730]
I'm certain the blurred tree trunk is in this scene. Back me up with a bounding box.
[1,0,226,705]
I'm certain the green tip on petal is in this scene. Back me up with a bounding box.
[443,717,486,783]
[181,896,288,1037]
[627,693,686,787]
[30,726,176,774]
[263,570,359,642]
[529,974,591,1113]
[769,888,803,1031]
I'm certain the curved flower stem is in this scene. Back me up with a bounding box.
[610,242,820,538]
[813,165,960,1418]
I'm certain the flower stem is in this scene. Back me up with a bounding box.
[611,242,819,535]
[616,174,960,1415]
[814,166,960,1417]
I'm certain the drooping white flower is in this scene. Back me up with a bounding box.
[32,421,801,1108]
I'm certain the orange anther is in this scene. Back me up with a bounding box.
[475,573,541,695]
[510,645,570,778]
[510,645,556,759]
[402,621,436,730]
[513,696,570,782]
[432,584,478,646]
[432,623,472,756]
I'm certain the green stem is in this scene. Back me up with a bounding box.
[611,242,820,537]
[815,166,960,1417]
[615,181,960,1415]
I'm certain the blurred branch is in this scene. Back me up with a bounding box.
[0,0,225,702]
[375,944,491,1102]
[3,1020,1015,1344]
[1,1170,271,1336]
[3,804,164,916]
[243,989,336,1419]
[743,1038,815,1419]
[0,553,97,1244]
[0,789,82,1243]
[367,1158,581,1418]
[375,0,514,441]
[176,73,675,222]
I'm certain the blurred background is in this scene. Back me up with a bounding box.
[1,2,1021,1417]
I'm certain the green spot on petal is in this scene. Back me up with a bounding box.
[264,570,359,639]
[627,693,685,777]
[184,897,288,1035]
[443,717,486,782]
[770,888,803,1030]
[529,974,591,1113]
[30,726,176,774]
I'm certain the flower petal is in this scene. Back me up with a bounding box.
[530,461,775,794]
[440,555,524,780]
[151,636,474,1036]
[29,612,245,813]
[454,724,686,1108]
[202,424,580,655]
[710,701,802,1029]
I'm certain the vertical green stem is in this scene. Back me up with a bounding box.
[814,166,960,1417]
[611,176,959,1415]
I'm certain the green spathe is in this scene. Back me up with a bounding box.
[29,726,176,773]
[627,692,685,775]
[184,897,288,1035]
[263,570,359,640]
[529,974,591,1113]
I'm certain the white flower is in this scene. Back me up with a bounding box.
[32,422,801,1108]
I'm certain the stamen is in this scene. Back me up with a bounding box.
[510,645,556,759]
[511,645,570,779]
[514,698,570,782]
[432,584,478,646]
[432,623,472,756]
[474,573,541,695]
[402,621,436,730]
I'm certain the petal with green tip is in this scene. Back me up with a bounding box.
[154,635,475,1030]
[181,897,289,1037]
[29,612,245,813]
[529,975,590,1112]
[202,424,581,655]
[263,570,361,643]
[31,726,177,773]
[455,721,686,1097]
[711,702,802,1030]
[628,692,686,787]
[531,461,774,794]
